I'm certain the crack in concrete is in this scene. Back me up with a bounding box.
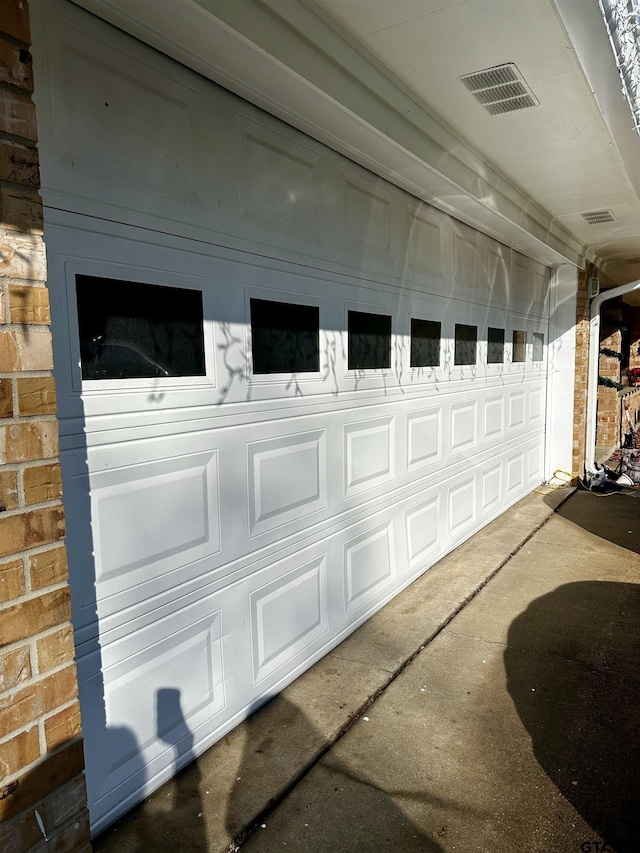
[233,491,574,850]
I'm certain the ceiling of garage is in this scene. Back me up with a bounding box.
[74,0,640,287]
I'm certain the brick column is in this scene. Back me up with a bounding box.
[572,265,591,476]
[0,2,91,851]
[629,310,640,371]
[596,304,623,451]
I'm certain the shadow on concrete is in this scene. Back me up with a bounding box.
[93,689,208,852]
[548,489,640,554]
[226,696,443,852]
[505,581,640,853]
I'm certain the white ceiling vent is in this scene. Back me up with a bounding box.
[581,209,616,224]
[460,63,539,115]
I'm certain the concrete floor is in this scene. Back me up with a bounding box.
[94,487,640,853]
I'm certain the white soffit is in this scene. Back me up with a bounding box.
[314,0,640,284]
[69,0,633,272]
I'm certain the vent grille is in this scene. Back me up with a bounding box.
[581,209,616,224]
[460,63,538,115]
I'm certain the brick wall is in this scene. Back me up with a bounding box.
[629,310,640,371]
[572,265,591,476]
[0,3,90,852]
[596,303,623,451]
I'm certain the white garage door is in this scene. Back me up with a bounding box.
[33,0,550,834]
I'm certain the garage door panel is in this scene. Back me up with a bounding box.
[448,476,477,540]
[33,1,553,834]
[343,520,395,616]
[77,389,546,631]
[78,602,225,833]
[247,429,327,537]
[92,452,219,581]
[250,555,328,685]
[483,395,505,440]
[481,463,503,516]
[343,416,395,497]
[405,495,440,571]
[86,444,221,618]
[235,114,323,243]
[450,400,477,454]
[406,407,443,471]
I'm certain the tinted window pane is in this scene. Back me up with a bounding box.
[251,298,319,374]
[410,318,440,367]
[487,327,505,364]
[454,323,477,366]
[532,332,544,362]
[76,275,205,380]
[512,330,527,363]
[348,310,391,369]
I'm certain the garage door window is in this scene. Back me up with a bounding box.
[348,310,392,369]
[76,275,205,380]
[410,318,440,368]
[487,327,505,364]
[250,298,320,374]
[532,332,544,362]
[512,330,527,363]
[454,323,477,366]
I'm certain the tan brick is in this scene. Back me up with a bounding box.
[0,727,39,780]
[8,283,50,323]
[0,557,24,602]
[0,139,39,186]
[23,462,62,505]
[37,625,75,674]
[0,0,31,43]
[16,376,57,416]
[0,664,77,738]
[0,328,53,371]
[0,378,12,418]
[0,645,31,692]
[0,420,59,464]
[29,545,68,591]
[0,186,43,234]
[0,40,34,91]
[0,88,37,141]
[0,234,46,280]
[0,469,18,511]
[0,586,70,646]
[0,186,43,233]
[0,506,65,560]
[0,741,85,822]
[45,701,82,751]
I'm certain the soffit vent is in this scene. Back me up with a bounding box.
[581,209,616,224]
[460,63,539,115]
